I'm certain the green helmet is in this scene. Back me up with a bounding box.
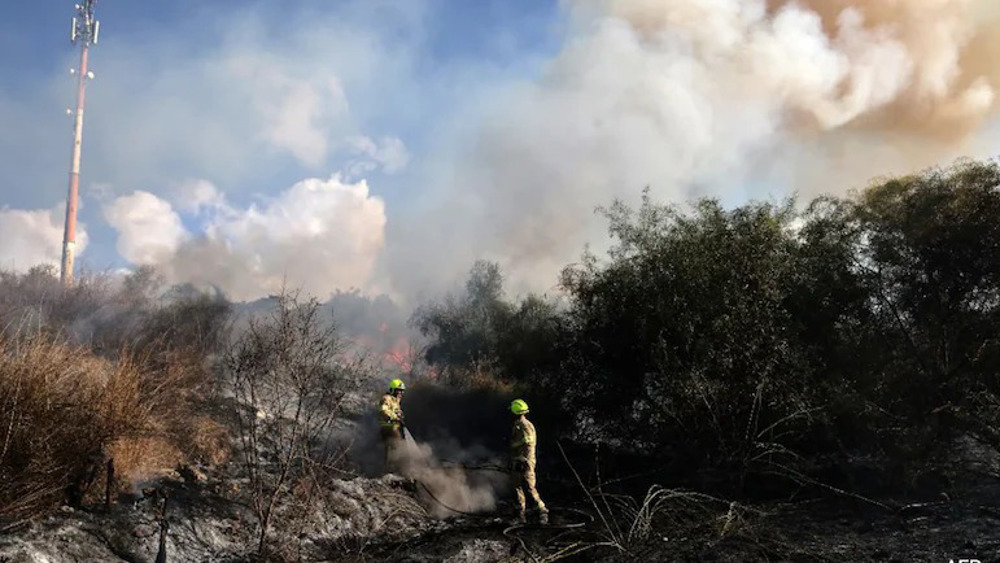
[510,399,529,415]
[389,378,406,392]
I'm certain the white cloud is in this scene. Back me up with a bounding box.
[103,191,187,265]
[105,175,387,301]
[169,179,226,214]
[0,205,88,271]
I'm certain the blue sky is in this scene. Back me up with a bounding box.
[0,0,564,279]
[0,0,996,302]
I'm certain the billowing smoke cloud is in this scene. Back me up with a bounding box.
[0,205,88,272]
[104,175,386,301]
[385,0,1000,296]
[238,61,350,168]
[103,192,187,265]
[13,0,998,302]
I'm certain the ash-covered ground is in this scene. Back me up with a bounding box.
[3,406,1000,563]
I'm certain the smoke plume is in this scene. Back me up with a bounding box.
[59,0,1000,301]
[0,205,88,272]
[391,438,506,518]
[103,192,186,265]
[104,175,386,301]
[385,0,1000,296]
[346,384,517,517]
[345,412,506,518]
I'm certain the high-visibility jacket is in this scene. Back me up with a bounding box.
[510,416,537,466]
[380,393,403,429]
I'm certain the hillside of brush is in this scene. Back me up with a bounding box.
[409,158,1000,559]
[0,159,998,562]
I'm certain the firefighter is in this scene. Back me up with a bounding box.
[509,399,548,524]
[379,378,406,470]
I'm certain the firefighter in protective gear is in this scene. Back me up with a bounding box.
[380,378,406,469]
[509,399,548,524]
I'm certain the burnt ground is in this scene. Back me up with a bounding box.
[5,427,1000,563]
[2,465,1000,562]
[357,474,1000,562]
[355,432,1000,562]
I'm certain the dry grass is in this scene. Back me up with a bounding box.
[0,334,218,524]
[183,415,231,466]
[0,337,137,521]
[0,266,232,527]
[554,441,770,559]
[105,437,185,488]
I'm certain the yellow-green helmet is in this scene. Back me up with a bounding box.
[389,378,406,392]
[510,399,529,415]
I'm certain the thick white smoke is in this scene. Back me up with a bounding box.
[385,0,1000,297]
[103,192,187,265]
[104,175,386,301]
[0,205,88,272]
[391,438,504,518]
[70,0,1000,302]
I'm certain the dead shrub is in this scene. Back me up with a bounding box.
[183,415,231,466]
[0,265,114,340]
[0,333,217,524]
[224,290,364,555]
[0,337,144,521]
[105,436,185,489]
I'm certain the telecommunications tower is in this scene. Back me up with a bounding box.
[60,0,100,286]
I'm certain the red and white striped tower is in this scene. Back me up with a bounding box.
[60,0,100,287]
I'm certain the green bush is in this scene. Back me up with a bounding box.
[414,159,1000,494]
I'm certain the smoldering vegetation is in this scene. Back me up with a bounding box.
[236,288,420,374]
[410,159,1000,559]
[0,264,516,561]
[0,158,998,562]
[388,438,506,518]
[343,384,515,519]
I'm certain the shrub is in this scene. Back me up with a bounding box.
[415,160,1000,495]
[0,337,149,522]
[0,267,233,525]
[224,290,365,554]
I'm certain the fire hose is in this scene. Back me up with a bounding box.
[400,430,595,560]
[416,480,594,563]
[411,459,594,522]
[410,459,595,561]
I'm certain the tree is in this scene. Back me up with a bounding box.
[224,291,356,555]
[850,160,1000,448]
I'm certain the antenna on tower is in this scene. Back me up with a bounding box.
[60,0,100,287]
